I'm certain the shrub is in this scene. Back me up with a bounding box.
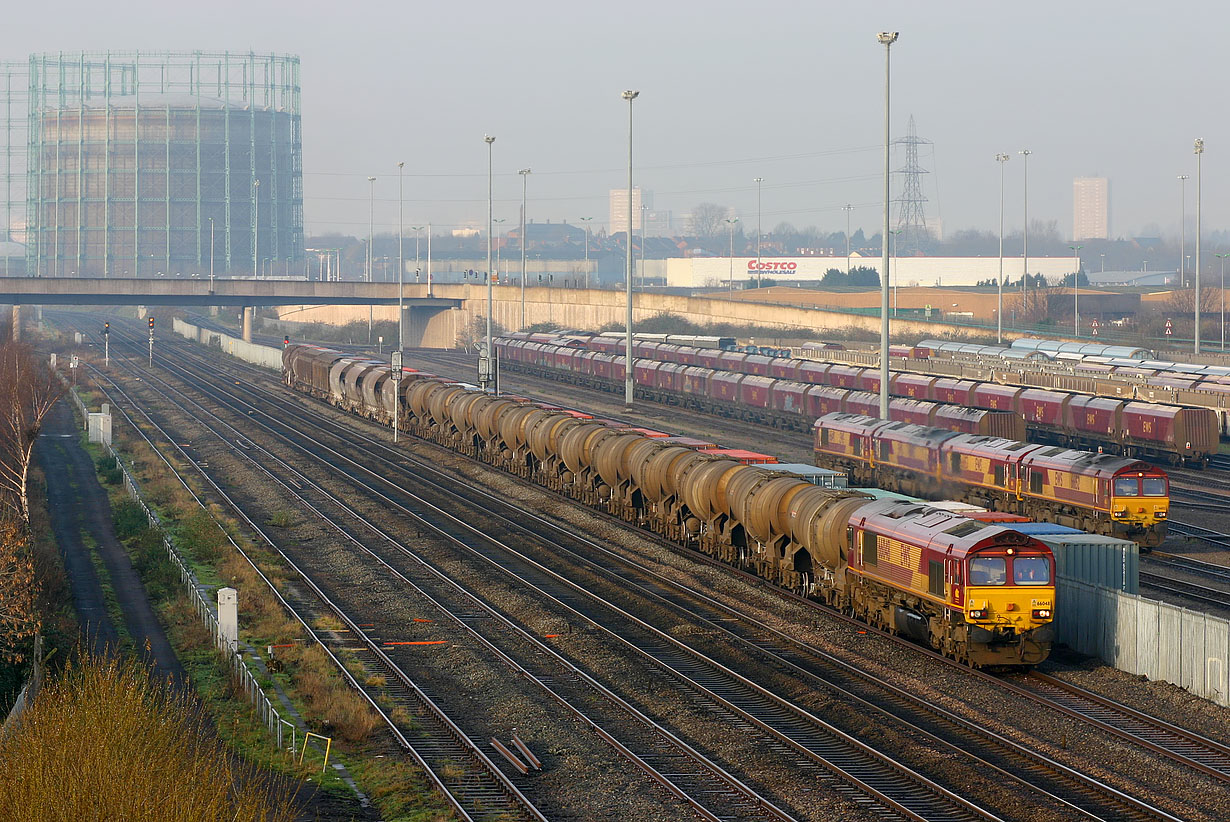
[0,653,301,821]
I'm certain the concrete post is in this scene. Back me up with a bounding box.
[241,307,254,343]
[217,587,238,653]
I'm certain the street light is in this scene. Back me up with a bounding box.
[842,203,853,275]
[253,179,260,280]
[367,175,376,343]
[485,135,496,392]
[397,162,405,360]
[1020,149,1031,307]
[580,217,593,289]
[878,30,897,420]
[725,217,739,292]
[754,177,764,288]
[519,168,531,328]
[622,89,639,406]
[995,153,1009,343]
[1195,137,1204,355]
[1178,174,1189,288]
[1216,252,1229,351]
[1069,244,1083,336]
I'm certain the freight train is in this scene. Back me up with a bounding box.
[496,336,1025,440]
[503,332,1218,467]
[813,413,1170,548]
[282,343,1055,667]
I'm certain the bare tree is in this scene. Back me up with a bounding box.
[0,516,38,663]
[687,203,729,238]
[0,337,64,524]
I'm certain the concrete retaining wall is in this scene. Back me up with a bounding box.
[173,317,281,370]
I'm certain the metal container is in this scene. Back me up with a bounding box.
[1035,532,1139,594]
[592,433,647,488]
[638,446,692,502]
[476,398,521,441]
[680,459,745,520]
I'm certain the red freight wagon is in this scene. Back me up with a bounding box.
[738,375,775,408]
[931,378,976,405]
[679,366,710,397]
[699,448,779,465]
[769,381,811,416]
[1065,395,1123,437]
[633,359,661,388]
[1018,389,1071,428]
[892,373,936,399]
[972,383,1023,411]
[716,351,749,372]
[796,361,832,385]
[696,348,726,370]
[826,365,865,389]
[709,372,744,403]
[805,385,850,417]
[843,392,878,419]
[655,362,687,393]
[893,398,937,427]
[742,354,773,376]
[768,357,800,381]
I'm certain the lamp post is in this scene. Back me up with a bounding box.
[878,31,897,420]
[1069,244,1083,336]
[1019,149,1031,307]
[397,162,405,359]
[485,135,496,392]
[1195,138,1204,355]
[622,89,639,406]
[367,175,376,342]
[519,168,531,328]
[843,203,853,275]
[725,217,739,292]
[890,228,902,316]
[1178,174,1189,288]
[995,153,1009,343]
[493,218,506,286]
[253,179,260,280]
[208,217,215,290]
[1217,253,1229,351]
[580,217,593,289]
[754,176,763,288]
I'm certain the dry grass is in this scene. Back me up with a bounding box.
[279,644,380,744]
[0,653,301,821]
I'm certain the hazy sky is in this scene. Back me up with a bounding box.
[4,1,1224,243]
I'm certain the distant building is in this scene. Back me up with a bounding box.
[1073,177,1109,240]
[609,187,645,235]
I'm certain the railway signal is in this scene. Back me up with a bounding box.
[390,350,402,443]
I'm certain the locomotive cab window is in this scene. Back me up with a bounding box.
[1113,478,1139,496]
[861,530,878,565]
[928,560,944,596]
[969,557,1006,585]
[1142,477,1167,496]
[1013,557,1050,585]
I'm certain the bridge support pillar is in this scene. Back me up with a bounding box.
[242,307,254,343]
[404,305,457,349]
[10,305,19,341]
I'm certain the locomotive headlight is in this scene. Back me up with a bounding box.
[1032,608,1052,619]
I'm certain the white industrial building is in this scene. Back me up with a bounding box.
[662,255,1079,289]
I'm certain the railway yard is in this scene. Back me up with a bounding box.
[41,312,1230,821]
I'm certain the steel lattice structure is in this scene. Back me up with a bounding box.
[893,114,932,256]
[2,50,303,278]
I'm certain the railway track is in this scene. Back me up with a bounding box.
[73,316,1230,819]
